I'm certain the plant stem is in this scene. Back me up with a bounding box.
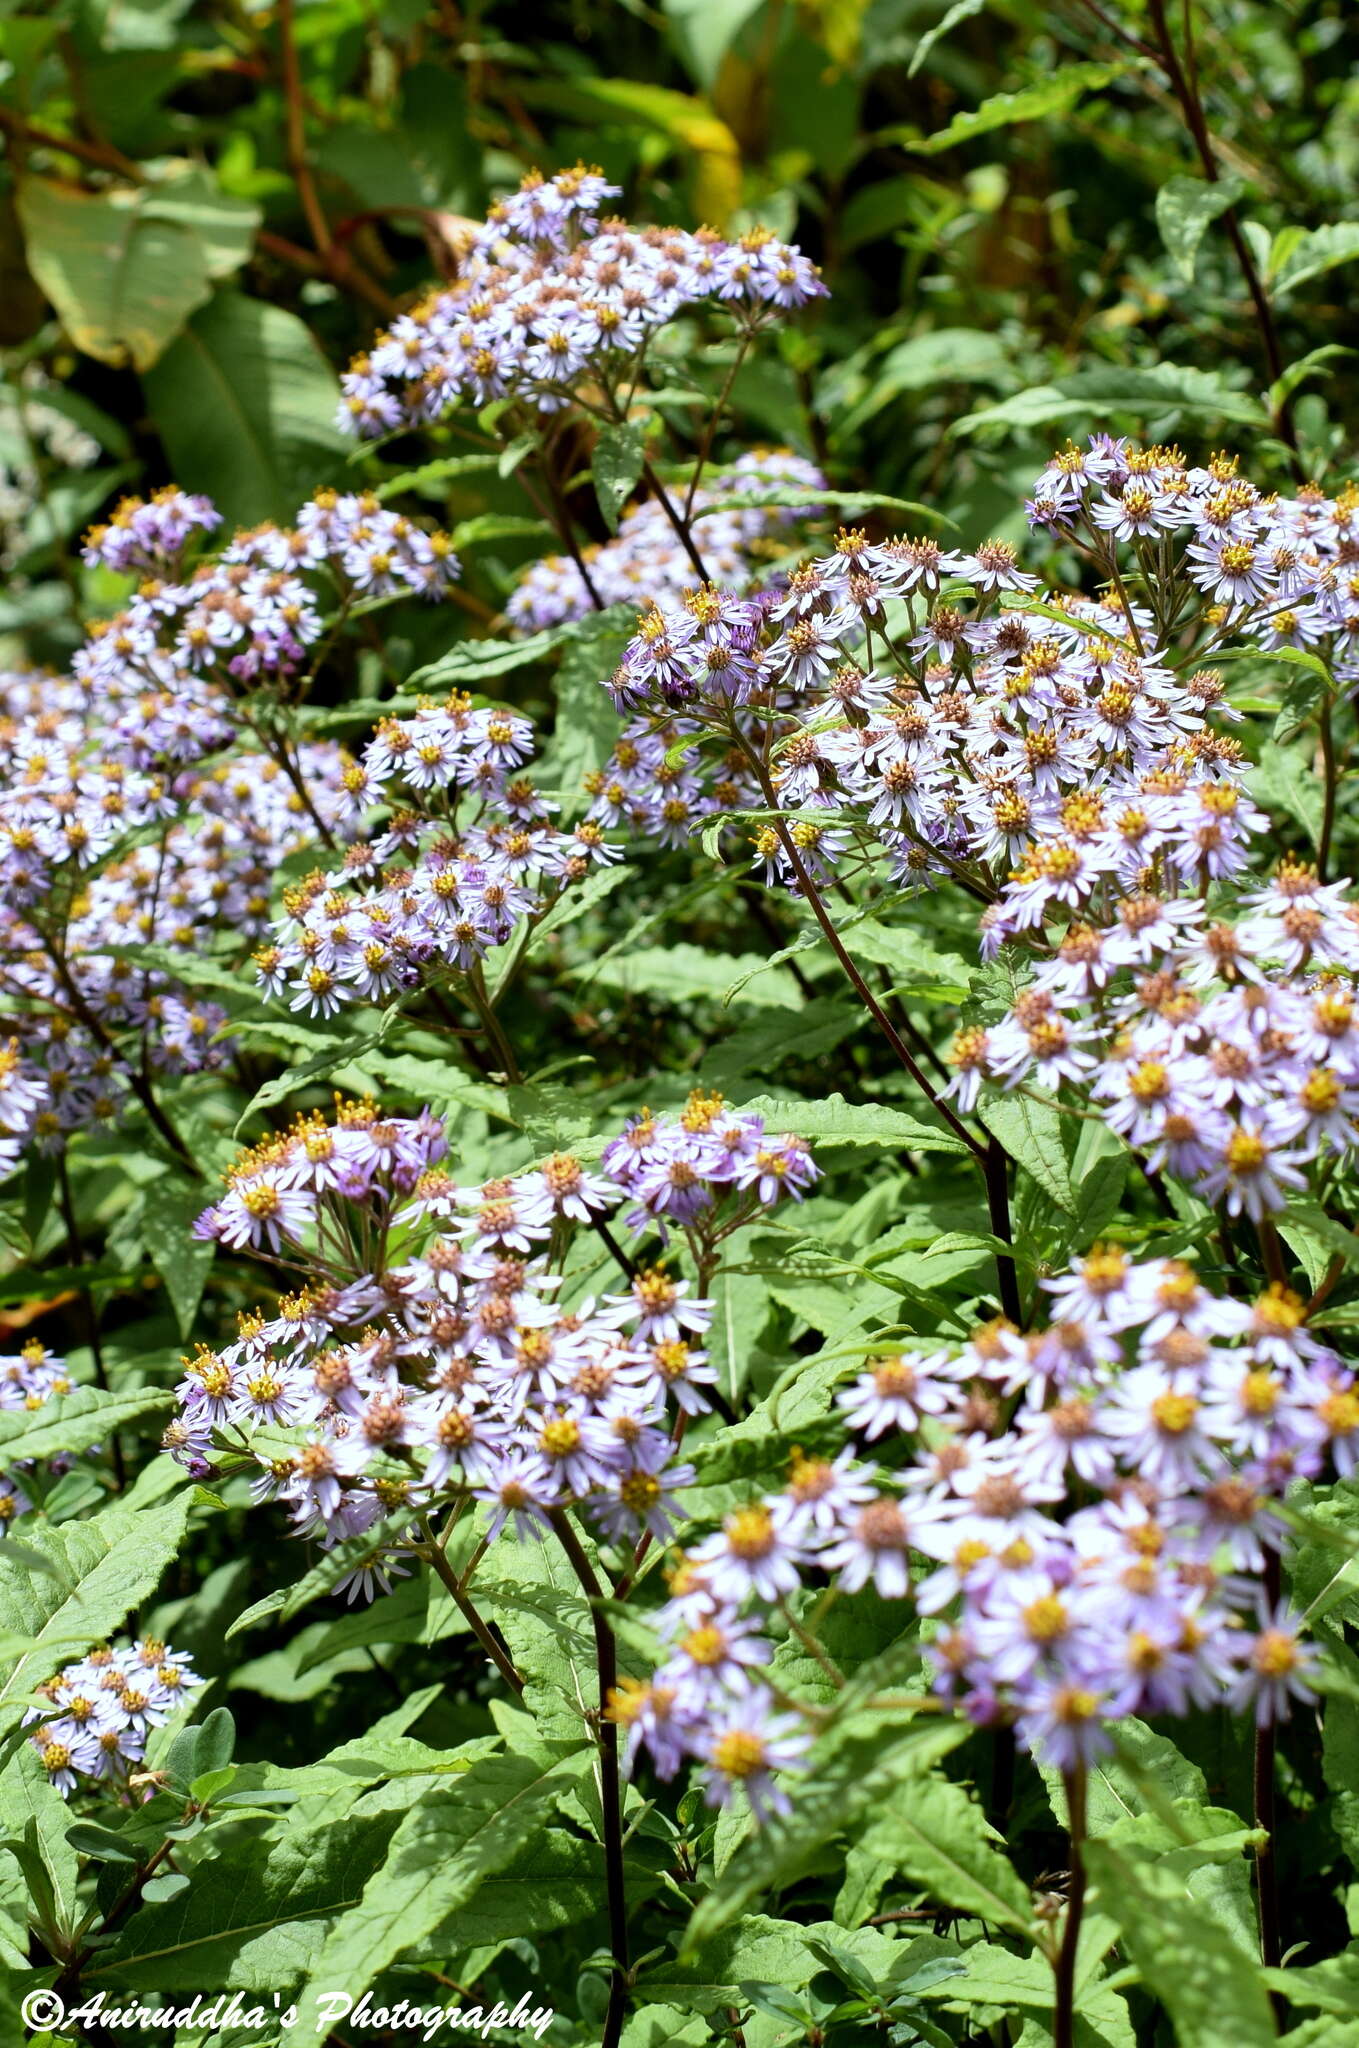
[1053,1764,1088,2048]
[1143,0,1304,479]
[56,1154,124,1488]
[275,0,395,319]
[1318,696,1337,882]
[420,1521,524,1696]
[549,1507,631,2048]
[1255,1544,1283,1972]
[641,458,713,583]
[731,723,1022,1321]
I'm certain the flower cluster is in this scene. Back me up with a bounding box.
[337,164,825,438]
[618,1250,1338,1820]
[0,477,467,1174]
[594,439,1359,1219]
[506,452,826,632]
[26,1637,204,1796]
[0,1338,79,1530]
[960,862,1359,1219]
[170,1092,817,1596]
[252,684,610,1019]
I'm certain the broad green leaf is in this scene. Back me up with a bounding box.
[920,1940,1135,2046]
[853,1771,1035,1935]
[0,1744,82,1949]
[293,1748,589,2026]
[139,1176,215,1339]
[0,1385,171,1471]
[849,919,971,998]
[981,1090,1074,1211]
[594,421,648,533]
[645,1916,922,2017]
[735,1090,969,1154]
[1268,221,1359,298]
[899,62,1126,154]
[1082,1840,1277,2046]
[143,291,349,530]
[683,1714,967,1948]
[1156,174,1245,282]
[86,1806,403,1989]
[957,361,1268,434]
[0,1491,192,1735]
[538,603,631,816]
[582,942,802,1011]
[17,165,259,371]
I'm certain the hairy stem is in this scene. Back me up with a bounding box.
[549,1508,631,2048]
[1255,1544,1283,1972]
[420,1521,525,1697]
[1143,0,1303,478]
[1318,695,1337,882]
[1053,1765,1088,2048]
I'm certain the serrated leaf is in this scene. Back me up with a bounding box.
[0,1385,171,1472]
[1082,1839,1277,2046]
[293,1748,589,2026]
[683,1715,967,1949]
[853,1772,1034,1935]
[735,1091,969,1155]
[981,1091,1074,1211]
[0,1493,191,1737]
[899,61,1127,154]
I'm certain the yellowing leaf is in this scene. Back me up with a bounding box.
[16,165,260,371]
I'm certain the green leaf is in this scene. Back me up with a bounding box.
[849,920,971,999]
[957,361,1268,434]
[17,165,260,371]
[1267,221,1359,298]
[1156,173,1245,282]
[1082,1839,1277,2046]
[539,604,631,816]
[834,330,1010,438]
[663,0,764,91]
[582,942,803,1011]
[85,1806,404,1989]
[594,421,648,534]
[0,1385,171,1472]
[0,1745,83,1949]
[909,0,987,76]
[734,1091,970,1155]
[853,1772,1035,1935]
[897,62,1127,154]
[919,1940,1135,2046]
[293,1748,589,2026]
[684,1714,967,1949]
[143,291,349,530]
[139,1177,215,1339]
[0,1491,192,1737]
[980,1091,1074,1211]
